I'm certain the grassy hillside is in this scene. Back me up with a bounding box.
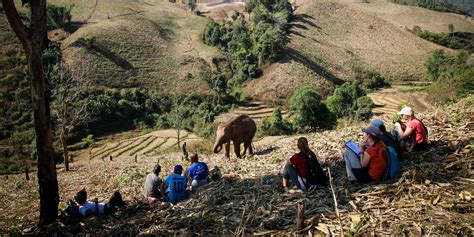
[350,1,474,33]
[245,1,452,103]
[59,0,223,94]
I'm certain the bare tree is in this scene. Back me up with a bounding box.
[2,0,59,225]
[51,61,92,171]
[170,97,191,149]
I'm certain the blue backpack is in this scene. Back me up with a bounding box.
[384,146,400,180]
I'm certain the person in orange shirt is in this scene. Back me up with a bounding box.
[344,125,388,183]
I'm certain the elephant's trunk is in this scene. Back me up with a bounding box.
[213,143,222,153]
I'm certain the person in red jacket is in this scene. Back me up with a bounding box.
[344,125,388,183]
[282,137,322,191]
[393,106,429,152]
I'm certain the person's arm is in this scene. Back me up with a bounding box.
[359,135,368,157]
[398,124,413,139]
[360,151,371,168]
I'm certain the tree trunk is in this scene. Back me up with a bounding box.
[60,126,69,171]
[2,0,60,226]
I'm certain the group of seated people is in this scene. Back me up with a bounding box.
[71,106,428,217]
[143,153,209,204]
[283,106,429,189]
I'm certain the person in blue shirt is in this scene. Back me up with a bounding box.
[187,154,209,190]
[162,165,189,203]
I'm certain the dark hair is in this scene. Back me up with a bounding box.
[153,163,161,176]
[368,134,380,143]
[74,189,87,205]
[297,137,317,158]
[379,124,387,133]
[190,154,198,163]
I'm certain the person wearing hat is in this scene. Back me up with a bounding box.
[162,165,189,203]
[143,163,163,204]
[393,106,428,152]
[344,125,388,183]
[371,119,398,152]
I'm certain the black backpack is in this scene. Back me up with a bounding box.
[303,153,327,187]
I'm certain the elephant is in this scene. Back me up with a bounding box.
[213,115,257,159]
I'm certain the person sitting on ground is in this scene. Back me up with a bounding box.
[371,119,399,152]
[74,189,126,218]
[392,106,428,152]
[344,125,388,183]
[143,163,163,204]
[162,165,189,203]
[186,154,209,190]
[282,137,325,192]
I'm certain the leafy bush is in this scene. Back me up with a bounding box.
[47,4,74,30]
[326,82,374,121]
[426,50,474,103]
[361,70,389,91]
[417,31,473,53]
[260,107,293,136]
[290,87,335,131]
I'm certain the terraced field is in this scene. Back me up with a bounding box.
[83,130,207,160]
[214,101,289,123]
[368,83,432,116]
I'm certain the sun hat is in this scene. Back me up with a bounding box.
[361,125,381,138]
[397,106,413,116]
[173,165,183,172]
[371,119,384,128]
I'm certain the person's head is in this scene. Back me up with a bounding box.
[153,163,161,176]
[362,125,381,145]
[397,106,414,121]
[190,153,198,164]
[371,119,387,133]
[297,137,310,153]
[173,165,183,175]
[74,188,87,205]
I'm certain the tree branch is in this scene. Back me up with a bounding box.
[2,0,30,49]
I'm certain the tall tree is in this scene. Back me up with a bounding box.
[2,0,59,225]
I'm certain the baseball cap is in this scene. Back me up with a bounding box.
[371,119,384,128]
[397,106,413,116]
[361,125,381,138]
[173,165,183,172]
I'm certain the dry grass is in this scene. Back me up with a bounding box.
[347,1,474,33]
[1,98,472,235]
[245,1,469,103]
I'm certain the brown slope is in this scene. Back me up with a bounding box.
[246,1,447,104]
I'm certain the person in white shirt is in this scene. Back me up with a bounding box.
[74,189,125,217]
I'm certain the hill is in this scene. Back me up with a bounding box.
[0,97,472,235]
[58,0,223,94]
[244,0,466,103]
[349,1,474,33]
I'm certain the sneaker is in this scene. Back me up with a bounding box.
[307,185,317,192]
[283,186,289,192]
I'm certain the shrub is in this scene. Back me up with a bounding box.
[361,70,389,91]
[260,107,293,136]
[47,4,74,30]
[327,81,374,121]
[290,87,335,131]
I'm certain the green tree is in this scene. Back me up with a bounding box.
[326,82,365,118]
[448,23,454,37]
[260,107,293,135]
[290,87,335,131]
[425,49,451,81]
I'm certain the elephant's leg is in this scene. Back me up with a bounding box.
[234,142,241,158]
[224,142,230,159]
[244,141,253,155]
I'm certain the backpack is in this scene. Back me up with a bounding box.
[383,146,400,180]
[303,153,327,186]
[414,119,429,141]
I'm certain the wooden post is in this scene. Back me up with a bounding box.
[297,201,305,230]
[134,154,138,163]
[24,163,30,181]
[70,155,73,163]
[109,155,113,161]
